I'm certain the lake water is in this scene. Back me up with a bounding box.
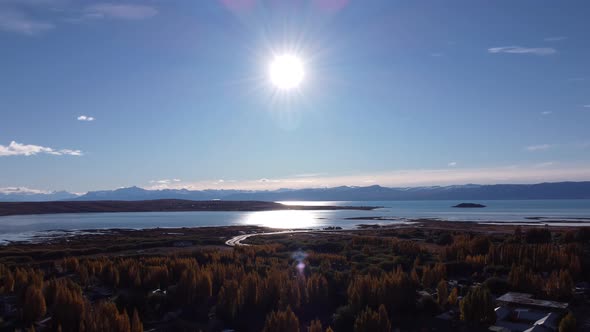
[1,199,589,244]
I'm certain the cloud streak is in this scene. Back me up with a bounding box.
[84,3,158,20]
[0,141,82,157]
[488,46,557,56]
[144,164,590,191]
[0,187,49,195]
[0,10,54,35]
[148,178,181,189]
[77,115,95,121]
[0,2,157,35]
[544,36,567,42]
[525,144,553,151]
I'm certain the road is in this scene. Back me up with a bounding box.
[225,229,351,247]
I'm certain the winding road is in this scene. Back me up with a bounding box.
[225,229,351,247]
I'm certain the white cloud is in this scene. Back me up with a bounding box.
[583,105,590,108]
[430,52,444,57]
[541,111,552,115]
[0,10,54,35]
[77,115,95,121]
[525,144,553,151]
[488,46,556,56]
[84,3,158,20]
[150,179,170,184]
[148,178,182,189]
[544,36,567,42]
[0,141,82,156]
[448,162,457,167]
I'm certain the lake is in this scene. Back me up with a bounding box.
[1,199,589,244]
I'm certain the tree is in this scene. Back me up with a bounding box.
[514,226,522,242]
[460,287,495,325]
[377,304,392,332]
[448,287,459,306]
[216,280,240,322]
[89,301,131,332]
[23,285,46,323]
[131,309,143,332]
[262,307,300,332]
[546,270,573,300]
[526,228,551,244]
[437,280,448,306]
[308,318,323,332]
[559,312,576,332]
[1,269,15,293]
[353,305,391,332]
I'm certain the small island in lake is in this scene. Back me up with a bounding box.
[452,202,486,208]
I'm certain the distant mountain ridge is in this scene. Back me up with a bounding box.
[2,181,588,202]
[0,188,78,202]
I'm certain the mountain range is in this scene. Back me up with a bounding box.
[1,181,589,202]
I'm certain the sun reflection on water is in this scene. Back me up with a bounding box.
[241,210,320,229]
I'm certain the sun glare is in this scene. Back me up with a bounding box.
[269,54,304,90]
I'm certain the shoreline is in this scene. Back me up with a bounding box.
[2,217,588,247]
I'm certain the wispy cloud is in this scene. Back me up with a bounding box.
[544,36,567,42]
[144,164,590,190]
[430,52,444,57]
[84,3,158,20]
[526,144,553,151]
[0,2,157,35]
[488,46,557,56]
[534,161,556,168]
[541,111,552,115]
[0,141,82,157]
[0,10,54,35]
[583,105,590,108]
[77,115,95,121]
[0,187,49,195]
[448,162,457,167]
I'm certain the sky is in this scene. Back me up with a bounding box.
[1,0,590,193]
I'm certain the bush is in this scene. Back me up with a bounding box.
[526,228,552,244]
[333,305,355,332]
[436,233,453,246]
[483,277,510,295]
[559,312,576,332]
[353,305,391,332]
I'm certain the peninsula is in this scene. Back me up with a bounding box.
[0,199,377,217]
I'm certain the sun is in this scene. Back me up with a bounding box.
[269,54,304,90]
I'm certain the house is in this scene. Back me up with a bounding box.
[490,293,567,332]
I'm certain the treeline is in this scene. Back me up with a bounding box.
[440,227,585,300]
[0,227,586,331]
[0,238,428,331]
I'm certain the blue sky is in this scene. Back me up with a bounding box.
[1,0,590,193]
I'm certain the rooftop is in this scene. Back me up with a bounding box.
[497,292,568,310]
